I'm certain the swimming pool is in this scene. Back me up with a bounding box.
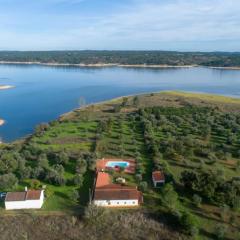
[106,161,129,168]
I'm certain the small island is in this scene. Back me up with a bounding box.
[0,85,14,90]
[0,119,5,126]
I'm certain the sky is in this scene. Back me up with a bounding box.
[0,0,239,51]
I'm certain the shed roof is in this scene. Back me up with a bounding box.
[5,190,42,202]
[5,192,26,202]
[26,190,42,200]
[152,171,165,182]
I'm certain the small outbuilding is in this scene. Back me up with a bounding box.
[5,188,44,210]
[152,171,165,187]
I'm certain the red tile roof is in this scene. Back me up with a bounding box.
[5,192,26,202]
[94,186,141,201]
[5,190,42,202]
[152,171,165,182]
[94,171,142,202]
[25,190,42,200]
[95,172,111,188]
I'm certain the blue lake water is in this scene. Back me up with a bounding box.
[0,64,240,142]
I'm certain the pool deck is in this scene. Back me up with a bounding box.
[96,158,136,174]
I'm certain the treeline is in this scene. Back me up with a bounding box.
[0,142,95,190]
[0,51,240,67]
[181,169,240,208]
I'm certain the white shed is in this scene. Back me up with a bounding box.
[5,189,44,210]
[152,171,165,187]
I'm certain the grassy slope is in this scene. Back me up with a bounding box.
[4,91,240,239]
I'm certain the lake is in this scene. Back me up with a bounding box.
[0,64,240,142]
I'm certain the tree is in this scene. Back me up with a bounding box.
[121,97,128,107]
[180,171,197,190]
[133,96,140,107]
[180,211,199,236]
[232,197,240,210]
[193,194,202,207]
[76,159,87,174]
[73,174,83,186]
[56,151,69,165]
[161,184,178,211]
[214,224,227,240]
[71,190,80,202]
[113,104,121,113]
[139,181,148,192]
[0,173,18,190]
[38,154,49,169]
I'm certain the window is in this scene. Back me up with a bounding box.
[117,202,119,204]
[132,201,135,204]
[124,202,126,204]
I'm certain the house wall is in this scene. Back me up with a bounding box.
[94,199,139,207]
[153,178,165,187]
[5,191,44,210]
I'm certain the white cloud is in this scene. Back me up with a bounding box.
[0,0,240,50]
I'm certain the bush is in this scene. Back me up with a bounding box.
[139,181,148,192]
[30,179,41,189]
[84,204,109,224]
[214,224,227,240]
[193,194,202,207]
[161,184,178,211]
[180,211,198,236]
[70,190,80,202]
[0,173,18,190]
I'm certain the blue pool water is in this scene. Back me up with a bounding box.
[106,161,129,168]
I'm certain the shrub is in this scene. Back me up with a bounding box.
[139,181,148,192]
[180,211,198,236]
[214,224,227,240]
[193,194,202,207]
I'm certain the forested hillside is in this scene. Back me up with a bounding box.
[0,51,240,67]
[1,92,240,239]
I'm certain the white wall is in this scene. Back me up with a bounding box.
[5,191,44,210]
[94,199,139,207]
[153,178,165,187]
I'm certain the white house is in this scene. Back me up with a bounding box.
[5,189,44,210]
[94,186,142,207]
[152,171,165,187]
[93,172,142,207]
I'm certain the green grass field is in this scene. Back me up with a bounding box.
[2,91,240,239]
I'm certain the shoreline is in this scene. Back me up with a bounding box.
[209,66,240,70]
[0,61,197,68]
[0,61,240,69]
[0,119,5,144]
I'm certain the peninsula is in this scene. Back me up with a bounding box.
[0,91,239,239]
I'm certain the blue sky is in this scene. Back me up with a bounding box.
[0,0,239,51]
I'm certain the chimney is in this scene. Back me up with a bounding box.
[25,186,28,192]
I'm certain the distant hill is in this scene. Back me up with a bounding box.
[0,50,240,67]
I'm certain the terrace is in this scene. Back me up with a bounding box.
[96,158,136,174]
